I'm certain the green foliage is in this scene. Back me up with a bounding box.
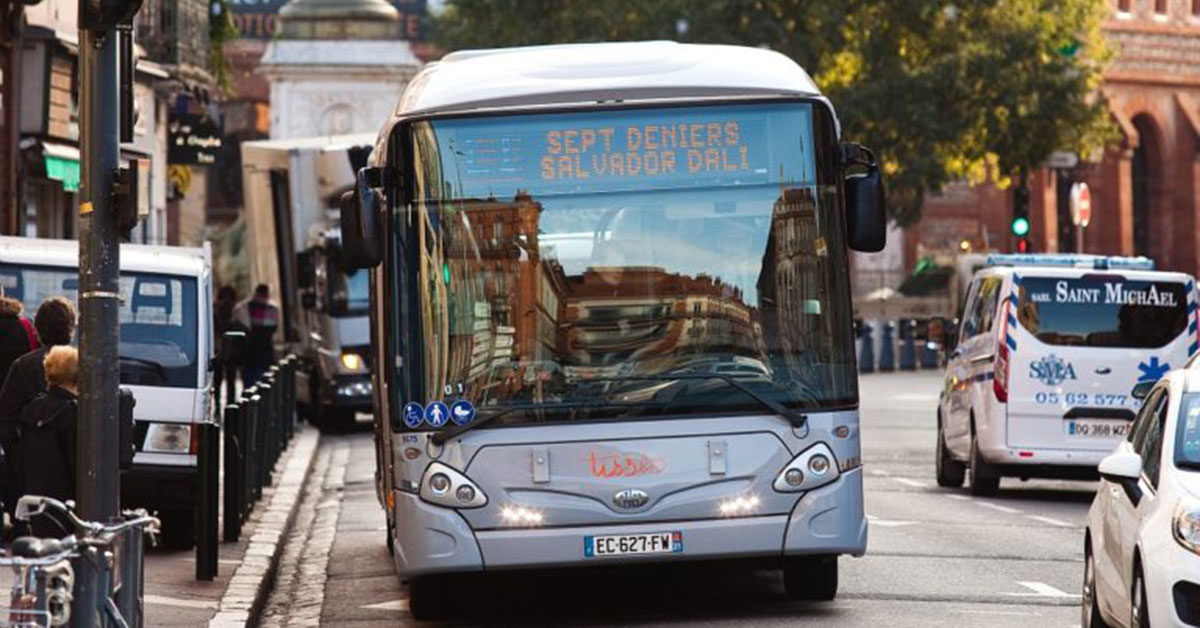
[434,0,1115,225]
[209,0,241,95]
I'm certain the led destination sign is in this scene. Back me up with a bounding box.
[428,103,814,199]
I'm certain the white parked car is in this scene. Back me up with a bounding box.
[935,254,1196,496]
[1083,368,1200,627]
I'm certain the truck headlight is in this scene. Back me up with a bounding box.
[144,423,193,454]
[1174,498,1200,554]
[419,462,487,508]
[773,443,840,492]
[340,352,365,372]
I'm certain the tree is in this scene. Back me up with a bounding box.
[433,0,1114,226]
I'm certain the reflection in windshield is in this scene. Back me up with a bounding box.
[330,267,369,315]
[0,264,198,388]
[399,102,856,424]
[1178,394,1200,466]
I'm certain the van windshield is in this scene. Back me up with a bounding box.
[0,264,199,388]
[1015,276,1188,348]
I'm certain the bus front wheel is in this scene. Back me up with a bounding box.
[783,555,838,601]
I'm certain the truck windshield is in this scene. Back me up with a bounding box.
[1015,276,1188,348]
[399,101,856,425]
[0,264,199,388]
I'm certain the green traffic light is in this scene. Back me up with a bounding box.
[1011,217,1030,237]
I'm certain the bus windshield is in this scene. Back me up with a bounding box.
[0,264,199,388]
[400,101,856,425]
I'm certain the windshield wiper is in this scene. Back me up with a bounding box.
[591,373,809,428]
[431,400,655,445]
[119,355,168,382]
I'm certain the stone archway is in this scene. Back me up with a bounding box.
[1131,114,1162,260]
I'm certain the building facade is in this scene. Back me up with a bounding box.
[905,0,1200,276]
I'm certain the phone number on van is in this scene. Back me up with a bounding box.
[1034,392,1133,407]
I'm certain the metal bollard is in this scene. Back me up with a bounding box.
[246,390,263,503]
[223,403,242,543]
[115,517,145,628]
[254,384,272,492]
[286,357,297,439]
[196,421,219,581]
[922,318,943,369]
[898,319,917,371]
[858,322,875,374]
[878,321,897,372]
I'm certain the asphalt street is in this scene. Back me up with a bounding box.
[261,371,1094,627]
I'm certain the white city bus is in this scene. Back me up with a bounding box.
[340,41,887,618]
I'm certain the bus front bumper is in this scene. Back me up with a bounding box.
[390,468,866,578]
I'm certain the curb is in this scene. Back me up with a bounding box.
[208,426,320,627]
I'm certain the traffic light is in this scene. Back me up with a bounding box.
[1012,185,1030,251]
[80,0,143,30]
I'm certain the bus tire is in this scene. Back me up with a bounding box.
[408,575,448,620]
[783,555,838,601]
[968,425,1000,496]
[935,413,965,488]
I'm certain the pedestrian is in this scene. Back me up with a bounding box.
[232,283,279,387]
[213,285,238,395]
[16,345,78,537]
[0,297,76,516]
[0,295,38,382]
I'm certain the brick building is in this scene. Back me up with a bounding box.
[906,0,1200,274]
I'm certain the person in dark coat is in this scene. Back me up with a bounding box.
[16,345,78,538]
[0,297,75,516]
[232,284,279,387]
[0,295,37,379]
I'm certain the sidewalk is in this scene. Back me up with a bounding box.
[143,425,319,627]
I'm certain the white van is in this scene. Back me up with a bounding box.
[935,254,1195,495]
[0,236,212,547]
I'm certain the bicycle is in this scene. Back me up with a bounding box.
[0,496,158,628]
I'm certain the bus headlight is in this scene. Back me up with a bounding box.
[419,462,487,509]
[773,443,840,492]
[144,423,193,454]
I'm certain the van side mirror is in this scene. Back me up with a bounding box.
[341,167,384,270]
[1131,380,1155,400]
[841,143,886,253]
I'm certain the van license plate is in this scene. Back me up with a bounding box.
[584,532,682,557]
[1066,419,1131,438]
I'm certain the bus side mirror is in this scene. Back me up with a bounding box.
[841,143,886,253]
[341,167,384,270]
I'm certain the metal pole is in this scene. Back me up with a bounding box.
[224,403,242,542]
[196,422,218,580]
[74,23,121,628]
[116,521,145,627]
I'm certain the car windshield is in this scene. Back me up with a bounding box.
[0,264,199,388]
[1177,393,1200,467]
[1015,276,1188,348]
[395,101,857,425]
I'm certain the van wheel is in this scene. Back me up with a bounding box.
[159,509,196,550]
[783,555,838,601]
[408,575,448,620]
[935,414,965,488]
[968,428,1000,496]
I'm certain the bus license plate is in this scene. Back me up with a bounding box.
[1066,419,1131,439]
[584,532,682,558]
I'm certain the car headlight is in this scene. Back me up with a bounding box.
[419,462,487,508]
[773,443,841,492]
[335,380,372,397]
[143,423,193,454]
[340,352,365,372]
[1173,498,1200,554]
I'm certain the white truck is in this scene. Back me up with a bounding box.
[0,235,213,548]
[240,134,375,430]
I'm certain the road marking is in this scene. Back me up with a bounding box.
[891,477,928,488]
[146,594,219,610]
[944,494,969,500]
[871,468,892,477]
[894,393,938,402]
[1027,515,1072,527]
[866,514,918,527]
[978,502,1021,514]
[951,609,1040,616]
[362,599,409,612]
[1004,581,1079,599]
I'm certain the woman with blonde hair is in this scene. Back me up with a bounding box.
[15,346,78,534]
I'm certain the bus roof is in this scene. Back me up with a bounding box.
[395,41,826,119]
[0,235,210,278]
